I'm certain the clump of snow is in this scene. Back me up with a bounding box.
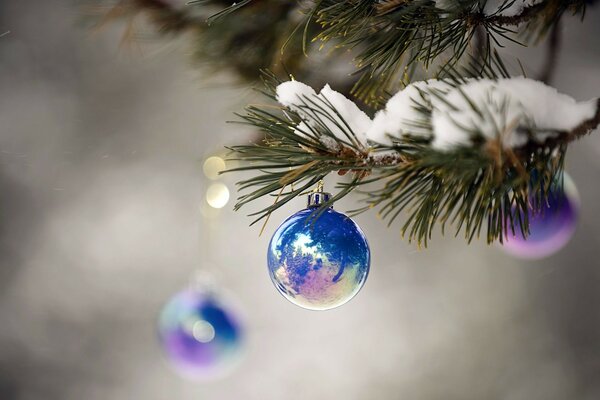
[496,77,597,131]
[435,0,543,16]
[276,81,371,147]
[276,81,318,120]
[320,84,372,145]
[367,79,453,146]
[482,0,542,16]
[429,77,597,150]
[429,79,529,150]
[276,77,597,153]
[276,81,317,106]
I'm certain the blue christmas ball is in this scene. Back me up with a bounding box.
[267,202,370,311]
[158,288,244,380]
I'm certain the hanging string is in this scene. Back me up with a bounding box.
[192,154,230,293]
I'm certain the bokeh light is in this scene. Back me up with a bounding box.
[158,288,244,380]
[267,208,370,311]
[203,156,227,180]
[206,183,230,209]
[501,173,580,260]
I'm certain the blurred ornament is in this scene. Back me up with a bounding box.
[158,287,244,380]
[267,185,370,310]
[501,172,580,259]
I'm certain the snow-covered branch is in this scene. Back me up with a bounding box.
[436,0,559,27]
[230,74,598,244]
[277,77,599,156]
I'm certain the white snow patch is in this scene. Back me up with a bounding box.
[368,149,403,164]
[367,79,453,146]
[319,84,372,146]
[319,135,341,152]
[496,77,597,132]
[276,81,318,120]
[276,81,371,147]
[482,0,542,16]
[430,77,597,151]
[435,0,543,16]
[277,77,596,153]
[430,79,528,150]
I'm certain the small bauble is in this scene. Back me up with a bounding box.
[501,173,579,259]
[158,288,244,380]
[267,190,370,310]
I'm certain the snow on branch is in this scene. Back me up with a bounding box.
[480,0,543,16]
[230,75,599,244]
[276,81,371,149]
[276,77,598,154]
[436,0,544,18]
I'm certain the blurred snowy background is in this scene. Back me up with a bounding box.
[1,1,600,399]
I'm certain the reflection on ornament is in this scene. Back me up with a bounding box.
[158,289,244,380]
[203,156,227,180]
[267,191,370,310]
[501,173,579,259]
[206,183,230,209]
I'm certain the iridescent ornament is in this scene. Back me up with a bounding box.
[158,288,244,380]
[267,189,370,310]
[501,173,580,259]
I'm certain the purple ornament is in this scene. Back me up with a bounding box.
[158,288,244,380]
[501,173,579,259]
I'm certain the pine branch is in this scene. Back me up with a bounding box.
[87,0,313,83]
[311,0,587,103]
[483,0,583,27]
[89,0,589,104]
[226,73,600,246]
[557,99,600,142]
[479,0,549,26]
[96,0,202,34]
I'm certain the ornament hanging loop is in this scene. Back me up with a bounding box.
[307,180,332,208]
[315,180,324,193]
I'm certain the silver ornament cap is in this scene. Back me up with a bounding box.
[307,181,332,208]
[307,191,332,208]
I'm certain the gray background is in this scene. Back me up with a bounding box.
[1,1,600,399]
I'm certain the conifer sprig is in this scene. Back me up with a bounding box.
[89,0,589,103]
[225,71,600,246]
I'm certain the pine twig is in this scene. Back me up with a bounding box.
[227,71,600,246]
[484,0,549,26]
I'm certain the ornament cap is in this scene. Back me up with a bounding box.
[307,191,332,208]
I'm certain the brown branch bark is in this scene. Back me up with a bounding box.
[463,0,583,28]
[567,99,600,142]
[514,99,600,158]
